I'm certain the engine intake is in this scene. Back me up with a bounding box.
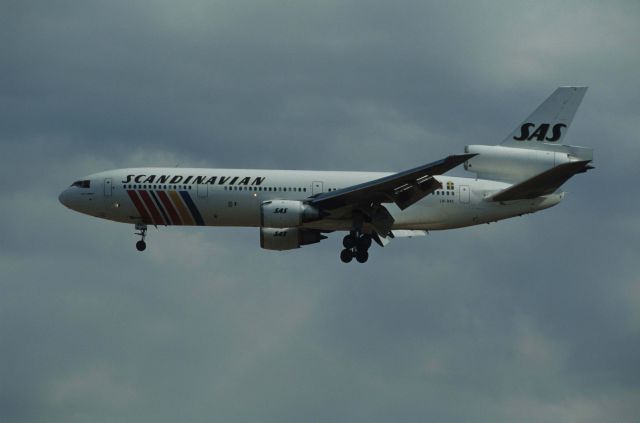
[260,227,327,251]
[261,200,321,228]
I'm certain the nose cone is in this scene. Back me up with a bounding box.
[59,189,71,208]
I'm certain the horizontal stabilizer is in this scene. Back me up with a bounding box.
[487,160,593,202]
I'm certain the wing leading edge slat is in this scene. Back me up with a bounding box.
[310,154,476,210]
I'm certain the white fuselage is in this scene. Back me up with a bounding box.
[58,167,563,232]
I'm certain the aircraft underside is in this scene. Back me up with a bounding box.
[76,182,563,263]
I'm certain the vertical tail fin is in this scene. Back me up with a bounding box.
[500,86,587,149]
[464,86,593,182]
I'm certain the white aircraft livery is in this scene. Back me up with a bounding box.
[59,87,593,263]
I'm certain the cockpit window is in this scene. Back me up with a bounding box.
[71,180,91,188]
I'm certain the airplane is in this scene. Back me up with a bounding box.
[59,86,593,263]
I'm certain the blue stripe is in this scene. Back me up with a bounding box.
[149,190,171,225]
[179,191,205,226]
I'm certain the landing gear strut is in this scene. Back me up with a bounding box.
[340,231,372,264]
[135,223,147,251]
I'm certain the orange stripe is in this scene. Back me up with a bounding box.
[169,190,195,225]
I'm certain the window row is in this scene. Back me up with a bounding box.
[225,186,307,192]
[121,184,314,193]
[435,190,455,196]
[123,184,193,190]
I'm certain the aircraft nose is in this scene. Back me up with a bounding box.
[58,189,71,208]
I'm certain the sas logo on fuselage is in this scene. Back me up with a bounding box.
[513,123,566,142]
[274,208,288,214]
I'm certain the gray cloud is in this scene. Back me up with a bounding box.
[1,0,639,422]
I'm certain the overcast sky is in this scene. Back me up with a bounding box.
[1,1,639,422]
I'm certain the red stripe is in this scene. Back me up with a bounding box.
[138,190,165,225]
[127,190,151,224]
[157,191,182,225]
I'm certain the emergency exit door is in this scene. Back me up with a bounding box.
[312,181,323,195]
[459,185,470,203]
[104,178,112,197]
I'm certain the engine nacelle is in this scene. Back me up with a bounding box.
[260,200,321,228]
[464,145,572,182]
[260,227,326,251]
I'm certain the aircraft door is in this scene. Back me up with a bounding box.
[312,181,323,195]
[459,185,470,203]
[104,178,112,197]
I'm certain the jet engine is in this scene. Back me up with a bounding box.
[260,200,321,228]
[464,145,573,182]
[260,227,327,251]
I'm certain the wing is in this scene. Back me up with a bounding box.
[310,154,476,211]
[487,160,593,202]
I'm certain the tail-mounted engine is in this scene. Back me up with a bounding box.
[260,200,321,228]
[260,227,327,251]
[464,145,579,183]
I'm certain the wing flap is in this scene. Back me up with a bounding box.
[487,160,593,202]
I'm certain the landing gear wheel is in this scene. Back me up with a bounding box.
[357,235,372,250]
[342,235,356,249]
[355,249,369,263]
[340,249,353,263]
[134,223,148,252]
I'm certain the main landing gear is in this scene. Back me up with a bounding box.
[135,223,147,251]
[340,231,372,264]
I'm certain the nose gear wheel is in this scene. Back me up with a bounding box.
[135,223,147,252]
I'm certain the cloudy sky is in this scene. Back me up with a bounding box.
[1,0,639,421]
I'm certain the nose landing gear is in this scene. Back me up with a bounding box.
[135,223,147,251]
[340,231,372,263]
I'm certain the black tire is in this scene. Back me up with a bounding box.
[136,240,146,251]
[340,249,353,263]
[355,250,369,263]
[357,235,372,250]
[342,235,356,249]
